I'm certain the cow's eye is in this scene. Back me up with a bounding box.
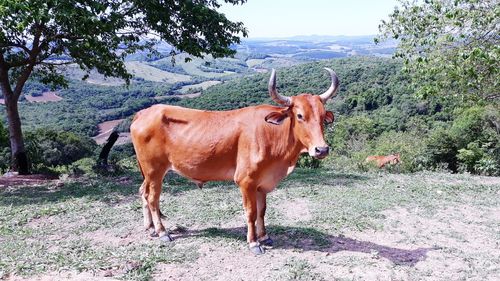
[297,113,303,120]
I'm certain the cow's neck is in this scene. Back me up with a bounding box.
[278,118,306,166]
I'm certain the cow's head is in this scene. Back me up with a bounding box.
[391,153,401,164]
[265,68,339,159]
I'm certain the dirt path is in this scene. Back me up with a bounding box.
[92,119,128,145]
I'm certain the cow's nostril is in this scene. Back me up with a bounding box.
[315,146,329,155]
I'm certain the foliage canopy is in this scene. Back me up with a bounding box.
[377,0,499,102]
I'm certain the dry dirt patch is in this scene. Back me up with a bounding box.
[0,174,59,188]
[278,197,312,222]
[92,119,131,145]
[25,91,63,103]
[151,200,499,280]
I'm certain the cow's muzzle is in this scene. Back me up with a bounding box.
[312,146,329,159]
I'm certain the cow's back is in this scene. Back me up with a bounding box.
[131,104,246,182]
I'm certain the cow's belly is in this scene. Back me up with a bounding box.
[170,156,236,182]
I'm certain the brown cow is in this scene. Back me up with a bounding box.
[365,153,401,168]
[130,68,339,254]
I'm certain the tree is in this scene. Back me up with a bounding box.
[376,0,499,102]
[0,0,247,174]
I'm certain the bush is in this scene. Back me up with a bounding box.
[328,115,375,156]
[364,130,428,173]
[474,157,499,176]
[457,142,484,173]
[424,128,459,172]
[0,122,10,173]
[25,129,98,172]
[296,154,322,169]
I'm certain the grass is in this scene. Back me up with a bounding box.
[178,81,222,93]
[151,54,236,79]
[0,169,498,280]
[125,62,191,83]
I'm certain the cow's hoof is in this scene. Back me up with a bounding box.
[249,245,265,255]
[150,231,159,237]
[259,237,274,247]
[159,234,174,242]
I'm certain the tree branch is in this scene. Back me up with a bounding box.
[0,42,32,56]
[40,60,74,66]
[12,24,43,98]
[0,52,14,96]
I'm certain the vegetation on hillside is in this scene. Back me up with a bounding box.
[178,57,499,175]
[0,0,247,174]
[2,55,498,176]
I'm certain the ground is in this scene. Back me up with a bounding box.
[0,169,498,281]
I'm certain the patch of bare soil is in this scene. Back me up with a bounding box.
[278,198,312,222]
[82,228,147,248]
[152,199,500,280]
[342,202,500,280]
[154,92,202,101]
[25,91,63,103]
[92,119,131,145]
[0,174,59,188]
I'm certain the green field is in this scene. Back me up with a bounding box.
[1,169,498,280]
[178,81,222,94]
[125,62,191,83]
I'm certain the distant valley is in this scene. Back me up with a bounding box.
[0,35,396,142]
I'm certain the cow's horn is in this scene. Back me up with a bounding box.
[268,69,291,106]
[319,68,340,103]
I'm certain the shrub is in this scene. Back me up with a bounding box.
[457,142,484,173]
[474,157,499,176]
[365,130,428,173]
[296,154,322,169]
[0,122,10,173]
[424,128,458,172]
[25,129,98,172]
[328,115,375,156]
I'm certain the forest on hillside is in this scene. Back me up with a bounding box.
[0,0,498,176]
[1,56,498,176]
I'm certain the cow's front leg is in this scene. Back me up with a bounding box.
[256,191,273,247]
[238,179,265,255]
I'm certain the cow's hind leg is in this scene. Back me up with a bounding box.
[139,181,155,236]
[147,175,172,242]
[256,191,273,247]
[138,158,172,242]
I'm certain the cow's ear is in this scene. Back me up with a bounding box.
[265,111,289,125]
[325,111,334,124]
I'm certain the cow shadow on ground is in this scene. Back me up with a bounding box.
[175,225,436,266]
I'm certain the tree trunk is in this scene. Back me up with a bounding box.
[3,92,29,174]
[98,131,119,166]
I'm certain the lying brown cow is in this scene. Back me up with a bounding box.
[365,153,401,168]
[130,68,339,254]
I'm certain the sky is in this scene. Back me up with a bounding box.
[219,0,400,38]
